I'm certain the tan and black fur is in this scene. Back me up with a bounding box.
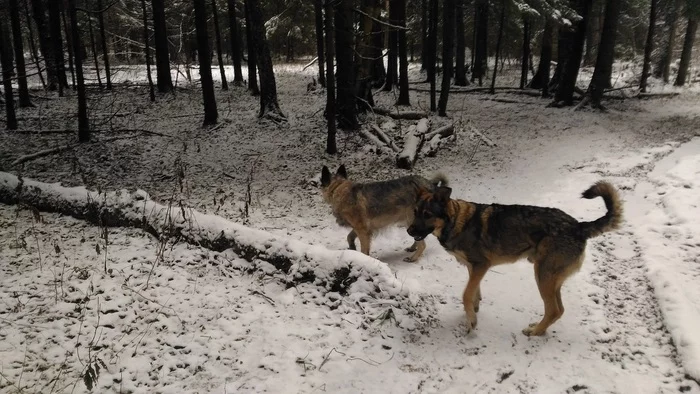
[407,181,623,336]
[321,165,448,262]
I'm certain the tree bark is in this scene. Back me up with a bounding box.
[639,0,657,92]
[472,0,489,85]
[589,0,621,105]
[355,0,378,110]
[87,13,103,89]
[243,0,259,95]
[247,0,284,120]
[48,0,68,95]
[211,0,229,91]
[61,7,76,89]
[553,0,592,106]
[96,0,112,90]
[9,0,32,107]
[227,0,244,84]
[529,20,553,96]
[397,0,411,105]
[22,0,46,90]
[428,0,437,111]
[31,0,56,90]
[520,17,531,89]
[324,0,337,154]
[141,0,156,102]
[674,18,698,86]
[193,0,219,125]
[371,14,385,87]
[0,19,17,130]
[68,0,89,142]
[421,0,428,71]
[490,0,506,94]
[455,0,468,86]
[152,0,173,92]
[438,0,455,116]
[334,0,357,129]
[314,0,326,87]
[384,0,399,91]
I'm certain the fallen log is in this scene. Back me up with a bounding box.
[421,124,455,157]
[358,127,396,155]
[0,171,438,332]
[396,119,428,169]
[373,107,429,120]
[370,124,401,152]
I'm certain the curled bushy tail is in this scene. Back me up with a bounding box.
[579,181,623,238]
[430,173,449,188]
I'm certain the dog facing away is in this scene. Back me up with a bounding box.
[320,165,448,262]
[407,181,623,336]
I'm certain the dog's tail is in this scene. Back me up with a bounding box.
[579,181,623,239]
[430,173,449,188]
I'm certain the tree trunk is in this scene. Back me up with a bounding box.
[455,0,468,86]
[520,16,531,89]
[227,0,244,84]
[656,0,680,82]
[529,20,553,96]
[68,0,89,142]
[397,0,411,105]
[639,0,657,92]
[247,0,284,119]
[355,0,378,110]
[61,8,76,89]
[152,0,173,92]
[88,14,103,89]
[472,0,488,85]
[32,0,56,90]
[438,0,455,116]
[96,0,112,90]
[334,0,357,129]
[141,0,156,102]
[421,0,428,71]
[490,0,506,94]
[589,0,621,106]
[325,0,337,154]
[0,19,17,130]
[193,0,219,125]
[674,18,698,86]
[314,0,326,87]
[553,0,591,106]
[243,0,259,95]
[48,0,68,95]
[23,0,46,90]
[371,15,385,87]
[428,0,437,111]
[384,0,398,91]
[8,0,32,107]
[211,0,229,90]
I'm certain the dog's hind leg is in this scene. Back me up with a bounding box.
[466,263,482,312]
[522,262,563,336]
[346,230,357,250]
[356,229,372,256]
[404,240,426,262]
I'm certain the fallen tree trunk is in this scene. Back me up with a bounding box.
[421,124,455,157]
[358,127,396,155]
[373,107,428,120]
[396,119,428,169]
[0,171,437,332]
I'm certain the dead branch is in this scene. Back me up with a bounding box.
[11,134,144,166]
[370,125,400,152]
[302,57,318,71]
[359,127,396,155]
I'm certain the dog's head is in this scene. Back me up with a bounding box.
[407,186,452,241]
[320,164,349,200]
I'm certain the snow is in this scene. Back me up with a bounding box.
[2,60,700,393]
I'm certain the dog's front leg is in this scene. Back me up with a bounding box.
[466,263,482,312]
[462,264,488,333]
[346,230,357,250]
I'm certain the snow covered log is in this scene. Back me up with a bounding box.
[421,124,455,157]
[0,172,438,332]
[396,119,428,169]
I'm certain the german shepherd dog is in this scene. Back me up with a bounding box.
[407,181,623,336]
[321,165,448,262]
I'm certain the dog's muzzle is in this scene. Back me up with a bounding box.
[407,226,428,241]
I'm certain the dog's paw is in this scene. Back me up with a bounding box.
[347,245,356,251]
[403,256,419,263]
[522,323,545,337]
[465,312,478,333]
[405,246,417,252]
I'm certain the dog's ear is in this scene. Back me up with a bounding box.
[336,164,347,179]
[321,166,332,187]
[434,186,452,202]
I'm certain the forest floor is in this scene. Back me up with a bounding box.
[1,62,700,393]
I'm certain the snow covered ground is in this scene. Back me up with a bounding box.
[2,62,700,393]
